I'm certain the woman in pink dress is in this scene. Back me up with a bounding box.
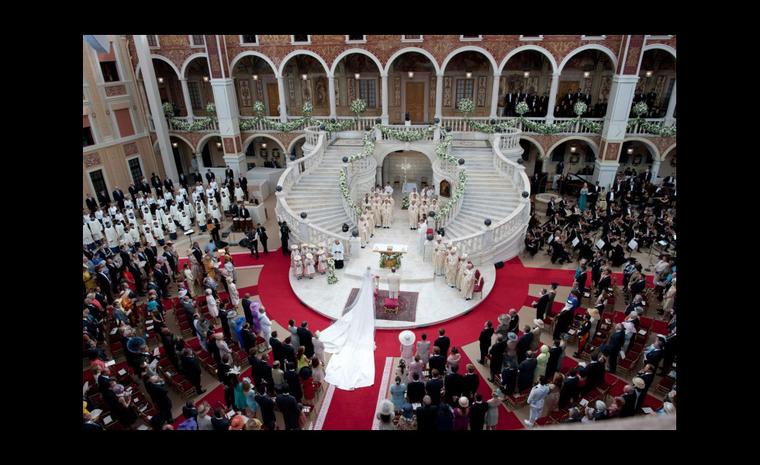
[453,396,470,430]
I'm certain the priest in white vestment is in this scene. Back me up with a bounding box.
[387,268,401,299]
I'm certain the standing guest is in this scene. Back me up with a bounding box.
[210,407,230,431]
[407,354,425,383]
[559,368,580,409]
[279,222,291,256]
[517,351,537,393]
[453,397,470,430]
[524,376,550,428]
[407,372,425,404]
[258,306,272,347]
[180,347,206,395]
[416,333,431,367]
[546,339,563,380]
[516,325,534,363]
[478,320,494,364]
[469,393,488,431]
[436,401,454,431]
[428,347,446,377]
[488,334,507,382]
[390,376,407,412]
[485,390,503,430]
[297,321,314,358]
[444,364,465,402]
[415,396,437,431]
[447,347,461,374]
[425,369,444,405]
[532,289,552,321]
[605,324,626,373]
[256,223,269,254]
[254,384,276,430]
[434,328,451,358]
[275,386,301,430]
[463,364,479,400]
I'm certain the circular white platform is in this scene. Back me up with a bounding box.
[288,192,496,329]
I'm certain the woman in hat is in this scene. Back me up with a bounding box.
[485,389,503,430]
[293,255,303,280]
[376,399,396,430]
[227,276,240,309]
[399,330,415,368]
[535,345,550,382]
[447,347,461,374]
[313,331,325,367]
[316,249,327,274]
[453,396,470,430]
[415,333,431,367]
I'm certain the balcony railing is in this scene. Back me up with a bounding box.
[166,117,218,132]
[626,118,676,136]
[238,116,284,132]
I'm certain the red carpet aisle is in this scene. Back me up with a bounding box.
[174,251,660,429]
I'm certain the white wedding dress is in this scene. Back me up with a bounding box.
[319,268,376,390]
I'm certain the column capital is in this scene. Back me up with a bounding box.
[551,72,562,78]
[380,72,388,79]
[436,72,445,78]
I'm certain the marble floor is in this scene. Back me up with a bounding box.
[289,191,495,329]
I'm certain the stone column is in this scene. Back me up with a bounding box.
[664,80,676,125]
[490,73,501,118]
[133,34,178,181]
[592,159,619,188]
[194,152,204,172]
[376,165,383,186]
[210,77,247,178]
[179,78,195,120]
[601,74,639,141]
[328,75,337,119]
[381,73,389,124]
[277,75,288,123]
[650,158,662,184]
[545,72,560,124]
[435,73,444,120]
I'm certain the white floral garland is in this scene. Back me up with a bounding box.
[378,125,435,142]
[350,98,367,117]
[457,98,475,114]
[326,257,338,284]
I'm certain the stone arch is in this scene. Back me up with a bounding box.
[660,143,676,162]
[229,50,279,77]
[557,44,618,73]
[519,136,546,160]
[196,134,222,154]
[374,145,437,166]
[545,136,600,159]
[241,133,287,153]
[623,136,660,161]
[383,47,441,75]
[135,54,181,80]
[287,134,307,154]
[330,48,384,75]
[155,134,195,152]
[180,53,209,78]
[642,43,677,61]
[278,49,331,77]
[440,45,498,73]
[498,45,558,74]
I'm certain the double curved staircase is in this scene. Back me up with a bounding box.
[275,126,530,265]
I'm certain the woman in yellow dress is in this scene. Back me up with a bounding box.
[203,253,216,280]
[83,264,96,292]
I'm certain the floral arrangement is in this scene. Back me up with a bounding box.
[457,98,475,115]
[302,100,313,117]
[253,100,266,116]
[626,118,677,137]
[205,103,216,116]
[466,115,602,135]
[515,101,529,116]
[326,257,338,284]
[435,132,458,164]
[378,125,435,142]
[379,252,403,269]
[321,119,356,132]
[239,115,312,132]
[338,167,363,216]
[347,129,376,162]
[633,101,649,117]
[464,119,519,134]
[163,102,175,117]
[350,98,367,117]
[574,101,588,116]
[401,196,409,210]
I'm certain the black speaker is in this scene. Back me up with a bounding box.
[494,261,505,269]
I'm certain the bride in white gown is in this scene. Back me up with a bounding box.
[319,267,376,390]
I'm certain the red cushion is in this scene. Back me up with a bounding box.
[384,298,399,308]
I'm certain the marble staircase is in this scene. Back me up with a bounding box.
[444,146,522,239]
[284,145,357,235]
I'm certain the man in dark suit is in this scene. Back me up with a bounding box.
[281,340,296,369]
[644,338,665,370]
[553,306,575,341]
[605,324,626,373]
[238,175,249,200]
[559,368,579,409]
[434,328,450,359]
[269,331,285,367]
[190,242,203,268]
[488,334,506,382]
[463,364,479,400]
[428,347,446,376]
[163,177,174,193]
[443,364,465,403]
[241,293,254,326]
[516,326,534,363]
[545,339,563,380]
[95,265,114,303]
[296,321,314,358]
[256,223,269,254]
[127,183,139,202]
[224,166,234,182]
[517,352,537,393]
[503,92,515,116]
[254,384,276,429]
[620,384,637,417]
[275,387,301,430]
[280,221,291,255]
[532,289,552,321]
[112,187,125,210]
[179,348,206,394]
[145,375,173,424]
[425,369,444,405]
[415,396,438,431]
[283,363,303,402]
[478,320,494,364]
[255,354,274,388]
[582,353,606,394]
[150,173,162,194]
[407,373,425,404]
[469,393,488,431]
[205,170,215,184]
[178,173,188,189]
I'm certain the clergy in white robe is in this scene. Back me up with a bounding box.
[183,265,195,297]
[104,223,118,251]
[365,208,375,235]
[88,218,104,241]
[83,223,94,248]
[381,201,392,228]
[409,201,419,230]
[445,249,459,287]
[455,255,467,291]
[234,185,245,203]
[423,235,434,263]
[179,212,191,232]
[358,218,369,247]
[115,222,127,246]
[384,184,394,195]
[331,240,345,269]
[142,224,156,247]
[166,218,177,240]
[128,225,141,246]
[417,220,428,255]
[387,268,401,299]
[152,221,165,245]
[220,188,231,212]
[459,263,476,300]
[141,206,153,224]
[258,306,272,348]
[227,277,240,308]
